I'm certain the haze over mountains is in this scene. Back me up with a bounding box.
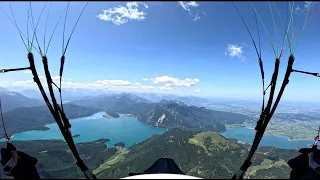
[17,88,216,106]
[0,87,43,112]
[70,93,252,132]
[0,86,315,179]
[1,104,101,137]
[0,89,252,137]
[2,86,318,127]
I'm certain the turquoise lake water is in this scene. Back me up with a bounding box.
[6,112,167,148]
[4,112,314,149]
[220,126,314,149]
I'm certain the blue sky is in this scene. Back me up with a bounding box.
[0,1,320,102]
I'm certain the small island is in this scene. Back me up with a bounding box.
[103,111,120,119]
[72,134,80,138]
[103,114,112,119]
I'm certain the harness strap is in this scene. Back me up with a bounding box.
[3,144,17,176]
[308,149,320,175]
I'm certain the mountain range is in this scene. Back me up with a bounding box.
[0,87,43,112]
[70,93,252,132]
[17,88,215,106]
[136,92,213,106]
[19,88,102,102]
[0,90,253,138]
[1,104,102,137]
[0,87,302,179]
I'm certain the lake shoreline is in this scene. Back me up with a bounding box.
[221,126,313,149]
[2,112,167,148]
[225,124,314,141]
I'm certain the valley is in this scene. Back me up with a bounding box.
[0,88,319,179]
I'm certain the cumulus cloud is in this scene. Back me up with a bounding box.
[193,89,200,93]
[0,79,155,91]
[0,77,178,94]
[295,1,318,14]
[178,1,199,11]
[144,75,200,87]
[97,2,148,25]
[178,1,206,21]
[2,75,200,94]
[304,1,315,9]
[225,44,245,60]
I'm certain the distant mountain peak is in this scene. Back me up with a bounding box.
[164,100,187,107]
[159,99,169,104]
[171,100,186,106]
[0,88,43,112]
[115,93,152,103]
[0,87,9,93]
[156,100,187,110]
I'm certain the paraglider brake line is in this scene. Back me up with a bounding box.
[52,81,60,90]
[0,98,9,142]
[292,69,320,77]
[0,67,31,73]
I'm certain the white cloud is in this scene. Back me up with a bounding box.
[23,70,32,74]
[225,44,245,60]
[295,1,318,14]
[193,89,200,93]
[178,1,199,11]
[145,75,200,87]
[304,1,314,9]
[0,78,167,93]
[159,86,172,91]
[178,1,206,21]
[97,2,148,25]
[1,75,199,94]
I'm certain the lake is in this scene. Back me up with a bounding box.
[5,112,314,149]
[6,112,167,148]
[220,126,314,149]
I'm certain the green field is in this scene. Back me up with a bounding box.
[265,119,319,140]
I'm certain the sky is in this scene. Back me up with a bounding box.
[0,1,320,102]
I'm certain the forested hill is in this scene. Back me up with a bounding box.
[3,130,298,179]
[1,104,102,136]
[71,94,252,132]
[94,129,298,179]
[0,139,117,179]
[138,101,250,131]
